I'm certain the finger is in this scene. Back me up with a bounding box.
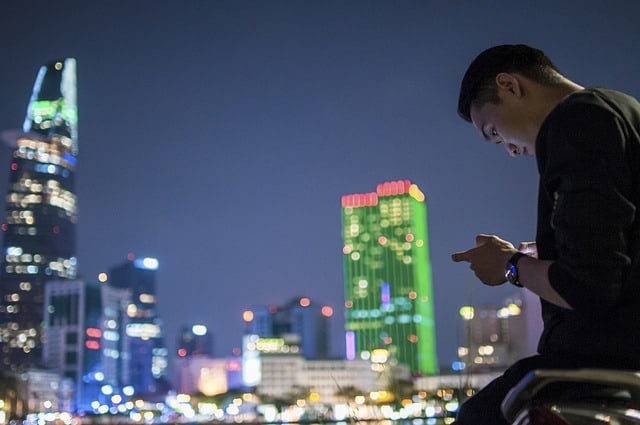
[451,252,469,262]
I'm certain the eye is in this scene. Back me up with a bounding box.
[490,128,501,144]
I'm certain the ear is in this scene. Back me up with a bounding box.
[495,73,523,98]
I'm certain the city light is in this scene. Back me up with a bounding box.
[192,324,207,335]
[242,310,254,322]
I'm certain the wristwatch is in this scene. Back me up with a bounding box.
[505,252,527,287]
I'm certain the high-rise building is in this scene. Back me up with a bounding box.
[0,58,78,371]
[457,293,538,372]
[177,324,213,357]
[243,296,333,360]
[107,256,168,396]
[341,180,438,375]
[43,280,131,412]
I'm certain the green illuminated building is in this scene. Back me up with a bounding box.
[341,180,438,375]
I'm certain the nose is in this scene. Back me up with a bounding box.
[504,142,519,157]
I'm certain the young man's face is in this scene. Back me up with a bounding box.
[468,77,538,158]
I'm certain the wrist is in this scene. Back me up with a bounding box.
[505,252,527,287]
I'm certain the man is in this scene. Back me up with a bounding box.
[452,44,640,424]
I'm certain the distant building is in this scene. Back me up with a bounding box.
[177,324,213,358]
[0,58,79,372]
[108,256,169,397]
[457,293,537,372]
[257,352,387,406]
[243,296,333,360]
[340,180,438,375]
[43,280,131,412]
[174,356,229,396]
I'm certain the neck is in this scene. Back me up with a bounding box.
[535,78,584,122]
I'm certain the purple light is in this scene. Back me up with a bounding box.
[346,331,356,360]
[381,282,390,306]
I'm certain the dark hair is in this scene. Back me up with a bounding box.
[457,44,564,122]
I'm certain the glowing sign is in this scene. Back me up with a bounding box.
[126,323,161,338]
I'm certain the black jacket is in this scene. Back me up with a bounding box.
[535,88,640,366]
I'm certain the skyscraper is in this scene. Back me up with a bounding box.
[0,58,78,371]
[341,179,438,375]
[177,324,213,357]
[43,279,131,412]
[243,296,333,359]
[108,256,168,396]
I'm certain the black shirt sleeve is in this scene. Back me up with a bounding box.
[540,100,635,317]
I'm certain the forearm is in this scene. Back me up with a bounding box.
[517,256,572,310]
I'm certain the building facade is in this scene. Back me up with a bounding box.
[243,297,333,360]
[177,324,213,358]
[457,293,539,372]
[43,280,131,412]
[108,256,168,396]
[0,58,79,371]
[341,180,438,375]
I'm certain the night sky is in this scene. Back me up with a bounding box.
[1,1,639,373]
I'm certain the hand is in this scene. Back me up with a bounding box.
[518,241,538,258]
[451,234,519,286]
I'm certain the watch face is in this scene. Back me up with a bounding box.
[505,263,518,284]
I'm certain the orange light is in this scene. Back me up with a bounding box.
[408,291,417,300]
[242,310,254,322]
[299,297,311,307]
[321,306,334,317]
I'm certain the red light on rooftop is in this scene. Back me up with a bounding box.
[10,163,17,171]
[321,306,334,317]
[341,192,378,208]
[299,297,311,307]
[178,348,187,357]
[1,224,7,231]
[377,179,412,197]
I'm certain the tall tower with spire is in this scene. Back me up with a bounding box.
[0,58,78,371]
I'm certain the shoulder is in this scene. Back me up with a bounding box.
[538,89,632,155]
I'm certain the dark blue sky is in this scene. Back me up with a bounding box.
[1,1,639,370]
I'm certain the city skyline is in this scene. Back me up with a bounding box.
[1,1,640,369]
